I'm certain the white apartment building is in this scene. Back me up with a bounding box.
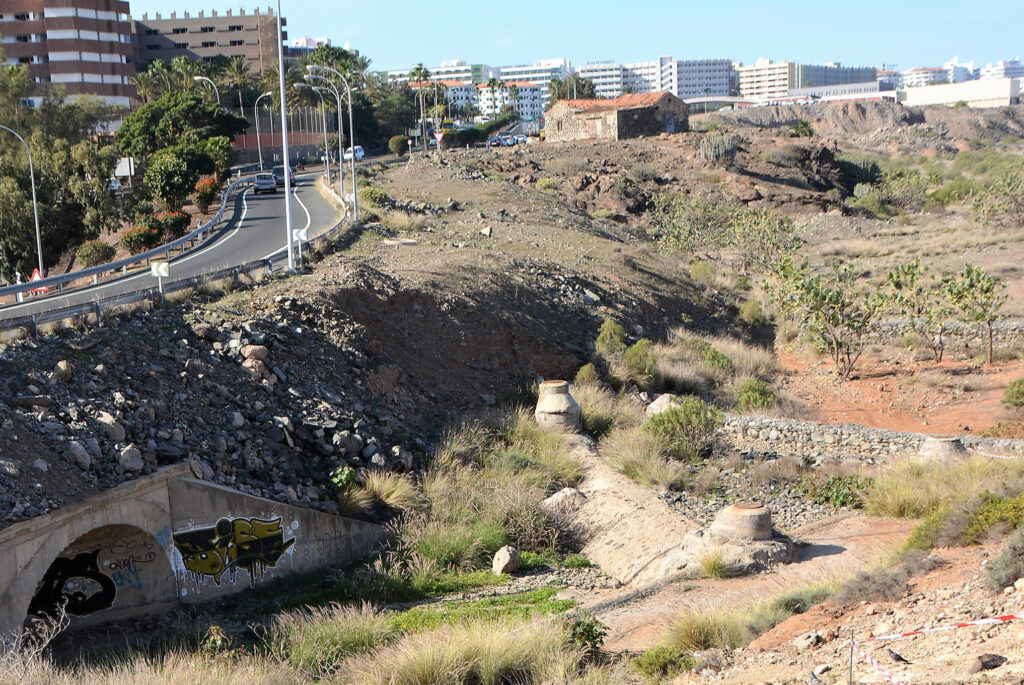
[902,77,1022,108]
[943,56,978,83]
[900,66,947,88]
[578,56,732,99]
[496,58,570,95]
[980,59,1024,80]
[386,59,496,85]
[476,81,546,119]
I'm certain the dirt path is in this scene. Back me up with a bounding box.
[572,514,913,653]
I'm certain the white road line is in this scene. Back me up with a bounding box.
[258,180,313,261]
[1,187,252,315]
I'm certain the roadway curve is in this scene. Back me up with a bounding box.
[0,172,341,322]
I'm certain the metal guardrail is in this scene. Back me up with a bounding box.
[0,185,355,336]
[0,176,251,304]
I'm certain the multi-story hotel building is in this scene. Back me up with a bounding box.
[579,56,733,99]
[736,58,876,100]
[387,59,497,86]
[0,0,136,107]
[134,7,283,75]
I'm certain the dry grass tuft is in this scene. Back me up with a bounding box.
[571,382,645,436]
[362,471,422,510]
[601,425,686,490]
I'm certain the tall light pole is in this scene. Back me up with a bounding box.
[294,83,330,186]
[306,64,359,223]
[274,0,295,272]
[193,75,221,105]
[254,90,273,171]
[0,125,43,277]
[302,78,344,202]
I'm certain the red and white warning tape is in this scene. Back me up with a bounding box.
[855,645,906,685]
[857,612,1024,644]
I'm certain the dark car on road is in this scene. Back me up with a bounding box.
[271,165,295,187]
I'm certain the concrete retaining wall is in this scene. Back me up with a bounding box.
[0,464,383,636]
[719,415,1024,464]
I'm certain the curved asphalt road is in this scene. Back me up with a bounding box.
[0,172,342,322]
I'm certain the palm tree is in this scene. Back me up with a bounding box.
[224,56,251,112]
[170,55,201,91]
[133,72,154,104]
[409,63,431,147]
[350,54,373,89]
[486,77,502,117]
[507,83,519,119]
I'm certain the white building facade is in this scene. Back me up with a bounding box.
[476,81,545,119]
[980,59,1024,80]
[578,56,732,99]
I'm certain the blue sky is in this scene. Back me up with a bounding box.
[130,0,1021,72]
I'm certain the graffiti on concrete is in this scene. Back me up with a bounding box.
[28,550,117,618]
[172,517,295,587]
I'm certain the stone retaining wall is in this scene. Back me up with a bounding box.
[718,415,1024,464]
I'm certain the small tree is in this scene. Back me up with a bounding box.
[942,264,1007,365]
[193,176,218,213]
[595,317,627,358]
[887,259,953,362]
[791,119,813,137]
[788,264,886,379]
[119,226,161,255]
[144,152,193,211]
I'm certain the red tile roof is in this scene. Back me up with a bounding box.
[559,91,674,112]
[475,80,541,89]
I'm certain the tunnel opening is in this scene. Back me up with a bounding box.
[24,524,176,630]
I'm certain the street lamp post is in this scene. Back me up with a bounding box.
[254,90,273,171]
[306,65,359,223]
[294,84,331,187]
[302,78,344,204]
[274,0,295,272]
[0,125,43,278]
[193,75,221,105]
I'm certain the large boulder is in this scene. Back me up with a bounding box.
[492,545,522,575]
[646,393,681,418]
[96,411,125,442]
[541,487,587,516]
[118,445,144,473]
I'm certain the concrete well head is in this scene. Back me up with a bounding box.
[917,437,967,464]
[707,501,773,542]
[534,380,582,431]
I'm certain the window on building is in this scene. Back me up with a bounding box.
[19,57,32,64]
[174,42,187,49]
[171,27,186,34]
[146,43,160,50]
[16,35,29,42]
[144,28,158,35]
[201,26,214,33]
[229,39,243,46]
[228,25,242,31]
[14,13,30,21]
[201,41,215,48]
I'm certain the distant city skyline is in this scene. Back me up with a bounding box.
[129,0,1020,73]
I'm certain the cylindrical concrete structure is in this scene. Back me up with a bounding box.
[918,437,967,463]
[708,501,773,541]
[534,380,582,431]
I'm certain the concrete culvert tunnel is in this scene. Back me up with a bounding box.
[25,524,177,629]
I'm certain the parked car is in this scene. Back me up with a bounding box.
[486,136,501,147]
[515,134,528,144]
[253,173,277,195]
[499,134,515,147]
[106,177,123,191]
[343,145,365,161]
[270,165,294,187]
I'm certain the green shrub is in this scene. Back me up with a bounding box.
[698,132,737,166]
[595,317,627,358]
[359,186,391,208]
[563,611,607,662]
[791,119,813,137]
[193,176,219,213]
[563,553,591,568]
[798,474,872,508]
[736,378,775,411]
[760,146,803,167]
[75,240,116,267]
[388,135,410,156]
[642,397,723,462]
[149,211,191,239]
[575,363,600,385]
[623,338,656,385]
[631,163,659,182]
[986,525,1024,590]
[739,299,766,327]
[119,226,161,254]
[932,177,976,205]
[904,507,951,551]
[837,153,882,186]
[850,191,896,219]
[690,260,716,286]
[685,339,733,372]
[1004,377,1024,410]
[536,177,556,191]
[965,492,1024,542]
[634,645,696,679]
[592,208,614,219]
